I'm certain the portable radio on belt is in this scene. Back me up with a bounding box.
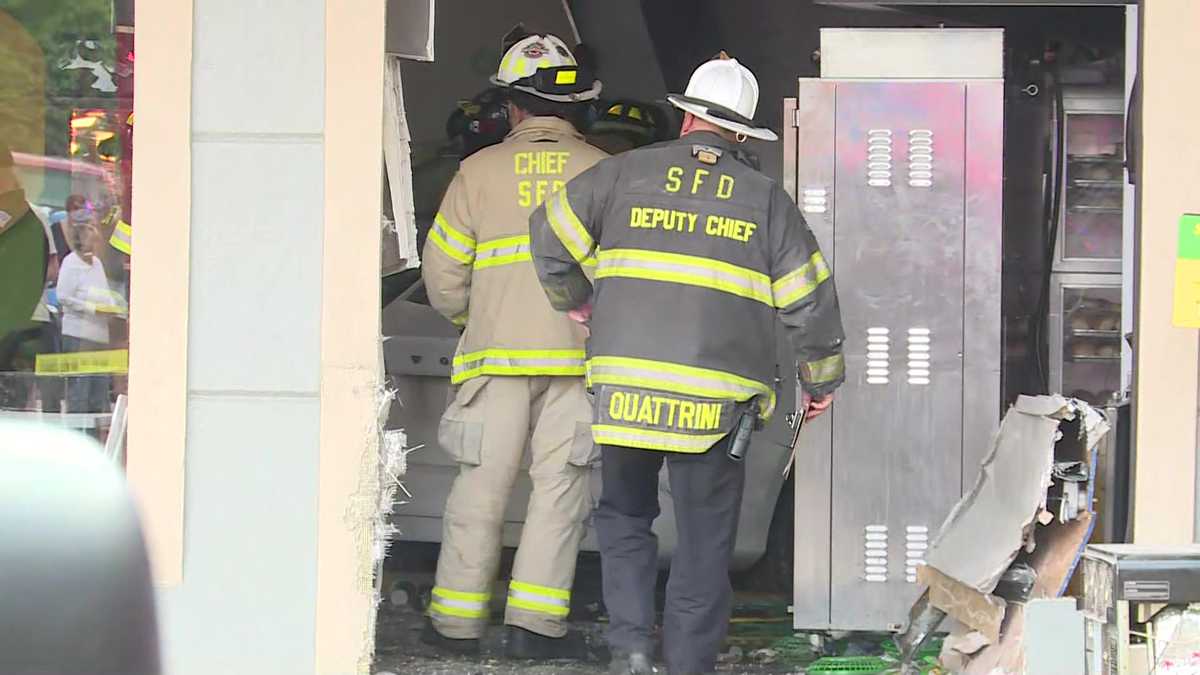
[726,408,756,462]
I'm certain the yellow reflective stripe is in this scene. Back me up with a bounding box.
[507,597,570,617]
[430,586,491,620]
[546,190,594,264]
[474,235,532,270]
[428,228,473,265]
[35,349,129,375]
[451,312,468,327]
[451,348,587,384]
[510,580,570,600]
[432,587,490,602]
[592,424,726,454]
[476,234,527,252]
[499,50,515,79]
[109,220,132,254]
[587,356,776,418]
[435,213,476,249]
[596,248,773,306]
[429,212,476,265]
[771,251,832,308]
[802,353,846,385]
[474,252,532,270]
[429,602,489,619]
[507,580,571,618]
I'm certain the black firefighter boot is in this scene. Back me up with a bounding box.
[504,625,594,660]
[419,619,481,656]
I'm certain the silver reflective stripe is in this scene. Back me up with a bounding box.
[592,425,723,451]
[508,589,569,608]
[588,362,762,400]
[771,251,831,308]
[451,349,587,384]
[429,213,476,262]
[455,355,584,370]
[474,236,532,269]
[596,251,773,306]
[432,595,487,611]
[546,190,593,263]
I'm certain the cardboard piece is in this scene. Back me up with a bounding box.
[919,565,1007,643]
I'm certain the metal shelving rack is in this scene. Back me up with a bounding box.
[1049,86,1131,404]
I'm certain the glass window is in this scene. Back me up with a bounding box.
[1061,285,1122,405]
[0,1,133,461]
[1064,113,1124,261]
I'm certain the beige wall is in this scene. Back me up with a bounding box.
[128,0,383,670]
[315,0,387,671]
[126,0,192,586]
[1132,0,1200,544]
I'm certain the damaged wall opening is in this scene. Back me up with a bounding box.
[371,1,1143,674]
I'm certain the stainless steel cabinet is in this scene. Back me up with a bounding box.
[786,69,1002,631]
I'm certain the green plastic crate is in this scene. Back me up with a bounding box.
[806,656,892,674]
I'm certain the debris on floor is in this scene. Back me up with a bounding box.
[892,395,1109,675]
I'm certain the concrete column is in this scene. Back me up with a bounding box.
[154,0,327,672]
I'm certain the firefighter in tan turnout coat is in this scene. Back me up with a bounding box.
[419,29,607,660]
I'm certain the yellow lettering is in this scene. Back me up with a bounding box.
[717,175,735,200]
[514,151,570,176]
[535,180,551,207]
[703,215,758,243]
[665,398,679,426]
[652,397,666,425]
[518,181,532,208]
[687,213,697,232]
[552,179,565,196]
[609,392,624,420]
[623,393,638,420]
[636,396,656,424]
[691,168,709,194]
[679,401,696,429]
[665,166,683,193]
[698,403,720,430]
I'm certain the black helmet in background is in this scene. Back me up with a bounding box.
[445,87,511,159]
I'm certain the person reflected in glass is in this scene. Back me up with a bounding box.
[57,209,115,413]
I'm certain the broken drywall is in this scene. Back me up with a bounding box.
[383,57,420,274]
[926,395,1107,593]
[897,396,1109,675]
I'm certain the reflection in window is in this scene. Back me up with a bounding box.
[0,0,133,462]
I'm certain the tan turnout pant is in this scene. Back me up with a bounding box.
[430,375,596,639]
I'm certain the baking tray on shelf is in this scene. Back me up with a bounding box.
[1067,205,1122,214]
[1068,154,1123,164]
[1066,355,1121,363]
[1070,179,1124,188]
[1069,329,1122,338]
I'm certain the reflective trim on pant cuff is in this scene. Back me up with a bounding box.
[430,586,491,619]
[507,580,571,618]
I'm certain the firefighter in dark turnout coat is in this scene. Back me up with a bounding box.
[529,55,846,674]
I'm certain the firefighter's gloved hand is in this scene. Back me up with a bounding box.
[803,390,834,420]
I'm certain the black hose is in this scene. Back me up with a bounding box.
[1030,63,1065,393]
